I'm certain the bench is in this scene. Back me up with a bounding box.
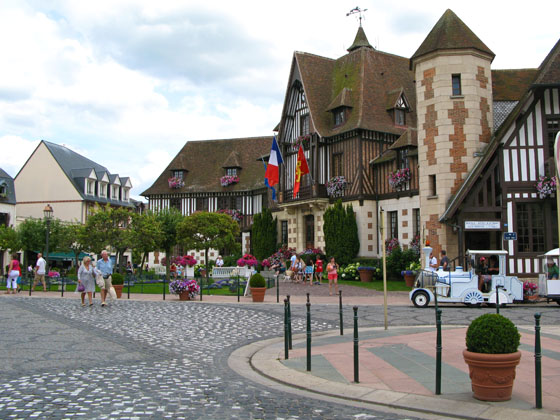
[211,266,252,279]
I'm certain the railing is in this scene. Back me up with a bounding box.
[281,184,328,203]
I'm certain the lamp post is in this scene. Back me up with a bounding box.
[43,204,53,277]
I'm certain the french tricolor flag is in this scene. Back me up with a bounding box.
[264,136,283,187]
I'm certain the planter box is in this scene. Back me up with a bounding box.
[357,269,373,282]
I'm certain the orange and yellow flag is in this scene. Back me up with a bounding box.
[293,145,310,198]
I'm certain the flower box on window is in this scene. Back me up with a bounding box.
[326,176,347,197]
[388,168,411,190]
[220,175,239,187]
[168,176,185,189]
[293,134,311,151]
[536,175,556,199]
[217,208,243,222]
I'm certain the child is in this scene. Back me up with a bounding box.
[305,259,314,286]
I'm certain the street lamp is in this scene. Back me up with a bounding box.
[43,204,53,275]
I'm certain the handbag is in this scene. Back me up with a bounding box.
[77,282,85,292]
[108,286,117,300]
[96,274,105,288]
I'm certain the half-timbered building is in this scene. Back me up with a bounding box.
[141,136,272,258]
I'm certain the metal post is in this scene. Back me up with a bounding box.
[276,274,279,303]
[237,274,240,303]
[284,299,289,360]
[163,275,166,301]
[306,302,311,371]
[435,308,442,395]
[127,274,131,299]
[306,292,310,304]
[496,285,501,314]
[60,275,64,297]
[287,295,292,350]
[353,306,359,383]
[535,313,542,409]
[339,290,344,335]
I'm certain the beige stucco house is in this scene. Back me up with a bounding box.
[15,140,134,224]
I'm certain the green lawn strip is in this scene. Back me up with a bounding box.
[326,279,411,292]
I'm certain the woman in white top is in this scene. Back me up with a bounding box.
[78,256,96,307]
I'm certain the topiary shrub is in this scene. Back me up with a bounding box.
[466,314,520,354]
[249,273,265,288]
[111,272,124,285]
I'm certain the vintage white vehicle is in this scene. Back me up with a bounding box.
[410,250,524,308]
[538,248,560,305]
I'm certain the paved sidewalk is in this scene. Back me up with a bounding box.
[241,325,560,420]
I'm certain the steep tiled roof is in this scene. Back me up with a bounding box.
[41,141,132,206]
[532,38,560,86]
[141,136,273,196]
[411,9,494,63]
[326,87,353,111]
[222,151,242,168]
[0,168,16,205]
[492,69,538,100]
[294,39,416,138]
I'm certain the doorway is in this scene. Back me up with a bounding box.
[305,215,314,249]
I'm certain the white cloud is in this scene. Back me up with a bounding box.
[0,136,39,177]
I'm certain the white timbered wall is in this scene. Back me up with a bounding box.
[502,88,560,275]
[148,193,265,216]
[282,83,311,190]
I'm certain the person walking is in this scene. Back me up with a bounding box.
[6,254,20,294]
[33,253,47,292]
[78,256,96,307]
[326,257,339,296]
[96,250,113,307]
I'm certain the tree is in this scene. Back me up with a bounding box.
[0,225,20,274]
[83,205,134,274]
[323,199,359,266]
[129,211,164,275]
[251,207,277,261]
[176,211,239,280]
[58,223,89,269]
[154,209,183,284]
[16,218,64,268]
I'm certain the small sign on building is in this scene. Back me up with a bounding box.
[503,232,517,240]
[464,220,501,230]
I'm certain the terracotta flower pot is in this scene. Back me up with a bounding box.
[251,287,266,302]
[178,291,191,301]
[463,350,521,401]
[404,274,416,288]
[358,269,373,282]
[113,284,123,298]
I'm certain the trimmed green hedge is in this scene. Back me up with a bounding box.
[466,314,520,354]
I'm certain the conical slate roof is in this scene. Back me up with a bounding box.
[411,9,494,62]
[347,26,374,52]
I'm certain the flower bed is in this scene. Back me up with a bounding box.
[237,254,258,267]
[168,176,184,189]
[326,176,347,197]
[388,168,411,190]
[220,175,239,187]
[385,237,400,254]
[536,175,556,199]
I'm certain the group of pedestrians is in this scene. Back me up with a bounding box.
[5,252,47,294]
[285,253,340,296]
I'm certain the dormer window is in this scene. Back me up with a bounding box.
[172,170,184,180]
[87,180,95,195]
[395,109,405,126]
[112,185,120,200]
[99,183,107,198]
[301,114,310,135]
[0,182,7,198]
[122,188,130,202]
[387,91,410,127]
[226,168,237,176]
[334,108,345,126]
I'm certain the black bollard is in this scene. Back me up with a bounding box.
[127,275,131,299]
[284,299,289,360]
[237,274,240,303]
[339,290,344,335]
[306,301,311,371]
[353,306,359,383]
[163,275,166,301]
[29,275,32,296]
[306,292,310,304]
[435,308,442,395]
[287,295,292,350]
[495,285,501,314]
[61,276,64,297]
[535,313,542,409]
[276,274,279,303]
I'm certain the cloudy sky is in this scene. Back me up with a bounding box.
[2,0,559,199]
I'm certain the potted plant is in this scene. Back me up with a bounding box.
[357,266,375,282]
[523,281,538,302]
[169,278,200,301]
[463,313,521,401]
[111,272,124,298]
[401,261,421,288]
[249,273,266,302]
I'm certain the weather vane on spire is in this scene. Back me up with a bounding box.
[346,6,368,27]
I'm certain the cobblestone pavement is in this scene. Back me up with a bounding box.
[0,297,428,420]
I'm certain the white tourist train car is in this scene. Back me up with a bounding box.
[410,250,524,307]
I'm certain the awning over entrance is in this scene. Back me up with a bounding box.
[45,251,90,261]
